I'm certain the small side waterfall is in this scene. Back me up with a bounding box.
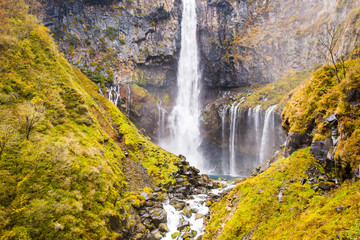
[161,0,203,170]
[259,105,277,162]
[156,101,166,142]
[218,104,285,176]
[229,103,241,176]
[107,85,121,108]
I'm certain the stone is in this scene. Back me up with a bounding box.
[170,199,186,211]
[171,232,181,239]
[195,213,203,220]
[140,191,152,201]
[158,223,169,232]
[324,113,337,123]
[177,220,190,231]
[151,229,163,240]
[183,206,192,218]
[277,191,284,203]
[149,208,167,225]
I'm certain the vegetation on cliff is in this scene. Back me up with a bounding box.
[0,2,179,239]
[204,49,360,239]
[204,148,360,239]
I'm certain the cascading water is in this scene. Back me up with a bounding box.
[162,0,203,170]
[107,85,121,108]
[229,103,241,176]
[221,106,229,174]
[218,104,285,176]
[156,101,166,142]
[259,105,277,162]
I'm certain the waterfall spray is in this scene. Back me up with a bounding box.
[162,0,203,170]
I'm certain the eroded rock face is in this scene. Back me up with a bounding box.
[41,0,181,88]
[197,0,360,88]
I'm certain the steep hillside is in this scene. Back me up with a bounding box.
[0,2,181,239]
[203,51,360,239]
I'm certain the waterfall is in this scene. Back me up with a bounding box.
[221,106,229,174]
[162,0,203,170]
[259,105,277,163]
[229,103,241,176]
[156,101,166,142]
[253,105,262,164]
[107,85,121,108]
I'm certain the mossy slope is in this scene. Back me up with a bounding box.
[0,3,178,239]
[204,148,360,239]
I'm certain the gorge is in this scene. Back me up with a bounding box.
[1,0,360,239]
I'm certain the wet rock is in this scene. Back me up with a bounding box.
[158,223,169,233]
[151,229,163,240]
[149,208,167,225]
[177,220,190,231]
[170,199,186,211]
[171,232,181,239]
[183,230,197,239]
[183,206,192,218]
[195,213,204,220]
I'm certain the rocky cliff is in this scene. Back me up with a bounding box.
[198,0,360,88]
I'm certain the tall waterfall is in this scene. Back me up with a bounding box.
[162,0,203,169]
[259,105,277,162]
[156,101,166,142]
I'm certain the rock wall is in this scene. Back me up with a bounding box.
[197,0,360,88]
[41,0,181,88]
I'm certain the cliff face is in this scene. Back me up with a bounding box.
[198,0,360,88]
[41,0,181,88]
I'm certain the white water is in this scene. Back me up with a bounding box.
[156,101,166,142]
[259,105,277,163]
[107,85,121,108]
[252,105,262,165]
[229,103,241,176]
[162,181,235,240]
[221,106,229,174]
[162,0,203,170]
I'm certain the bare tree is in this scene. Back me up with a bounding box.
[18,101,45,140]
[315,23,346,83]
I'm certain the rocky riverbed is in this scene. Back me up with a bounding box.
[133,156,237,240]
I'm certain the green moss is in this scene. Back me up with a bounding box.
[0,3,179,238]
[233,65,319,111]
[282,57,360,169]
[204,148,360,239]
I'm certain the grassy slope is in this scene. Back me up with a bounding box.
[282,57,360,170]
[204,148,360,240]
[204,55,360,239]
[233,65,319,111]
[0,6,178,239]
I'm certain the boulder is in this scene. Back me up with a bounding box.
[158,223,169,233]
[182,206,192,218]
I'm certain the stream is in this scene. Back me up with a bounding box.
[161,180,235,240]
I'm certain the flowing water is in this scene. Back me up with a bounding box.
[161,0,203,170]
[156,101,166,142]
[162,181,235,240]
[229,103,241,176]
[259,105,277,162]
